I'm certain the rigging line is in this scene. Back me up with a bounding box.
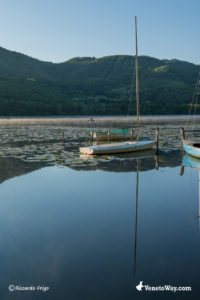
[187,71,200,122]
[192,76,200,136]
[128,55,143,126]
[186,74,199,133]
[137,55,146,139]
[192,81,198,135]
[127,58,136,115]
[137,55,143,114]
[186,71,200,130]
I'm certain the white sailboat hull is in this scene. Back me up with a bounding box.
[79,140,156,155]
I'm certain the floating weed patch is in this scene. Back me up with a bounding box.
[41,157,47,160]
[0,124,193,169]
[103,157,110,161]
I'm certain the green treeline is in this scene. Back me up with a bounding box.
[0,47,199,116]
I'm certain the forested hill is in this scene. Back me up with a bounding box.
[0,46,199,116]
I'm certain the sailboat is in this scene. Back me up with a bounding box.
[180,71,200,158]
[79,17,156,155]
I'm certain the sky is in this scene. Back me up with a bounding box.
[0,0,199,64]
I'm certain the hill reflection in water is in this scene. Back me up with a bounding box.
[0,150,183,184]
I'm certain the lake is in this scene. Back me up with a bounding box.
[0,123,200,300]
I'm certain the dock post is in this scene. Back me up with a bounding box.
[131,130,134,141]
[91,131,94,142]
[180,165,184,176]
[62,132,65,142]
[108,130,110,142]
[180,128,185,141]
[156,127,159,154]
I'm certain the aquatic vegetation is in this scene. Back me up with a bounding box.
[0,124,199,170]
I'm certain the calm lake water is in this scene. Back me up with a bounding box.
[1,124,200,299]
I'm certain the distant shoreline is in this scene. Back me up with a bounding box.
[0,115,199,126]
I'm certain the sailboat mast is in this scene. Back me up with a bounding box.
[135,16,140,142]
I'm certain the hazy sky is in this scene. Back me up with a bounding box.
[0,0,199,64]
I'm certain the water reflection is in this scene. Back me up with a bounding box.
[77,150,182,172]
[134,160,140,277]
[0,156,46,184]
[181,154,200,222]
[0,150,183,184]
[1,151,200,299]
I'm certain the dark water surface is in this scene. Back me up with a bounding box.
[0,125,200,299]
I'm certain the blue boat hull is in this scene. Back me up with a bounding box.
[183,142,200,159]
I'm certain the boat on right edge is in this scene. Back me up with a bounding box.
[180,129,200,159]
